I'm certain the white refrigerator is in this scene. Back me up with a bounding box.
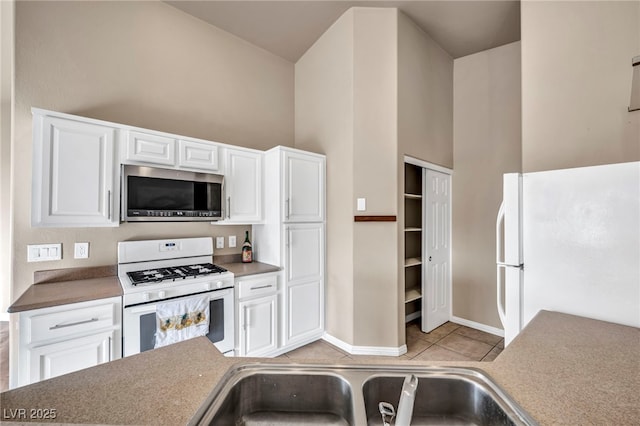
[496,161,640,346]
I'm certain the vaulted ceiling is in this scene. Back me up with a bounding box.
[166,1,521,62]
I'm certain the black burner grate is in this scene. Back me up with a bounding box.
[126,263,227,286]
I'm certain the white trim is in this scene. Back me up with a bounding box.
[404,155,452,175]
[322,333,407,357]
[450,316,504,337]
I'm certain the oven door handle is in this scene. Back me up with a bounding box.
[125,288,233,314]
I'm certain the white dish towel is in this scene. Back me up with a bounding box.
[154,294,210,349]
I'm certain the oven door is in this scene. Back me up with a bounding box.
[123,288,234,357]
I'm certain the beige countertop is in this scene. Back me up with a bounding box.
[7,261,280,314]
[219,261,281,277]
[7,276,123,313]
[2,311,638,424]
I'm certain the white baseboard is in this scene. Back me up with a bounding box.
[450,316,504,337]
[323,333,407,357]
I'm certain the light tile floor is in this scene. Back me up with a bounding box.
[279,321,504,363]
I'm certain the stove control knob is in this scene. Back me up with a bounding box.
[143,292,150,302]
[205,282,214,291]
[158,290,166,299]
[216,281,223,289]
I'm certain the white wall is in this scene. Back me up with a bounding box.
[521,0,640,172]
[453,42,522,329]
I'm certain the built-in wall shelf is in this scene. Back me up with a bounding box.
[404,257,422,268]
[404,162,423,324]
[404,193,422,199]
[405,288,422,303]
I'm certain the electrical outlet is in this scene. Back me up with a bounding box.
[27,243,62,262]
[216,237,224,249]
[74,242,89,259]
[229,235,237,248]
[357,198,366,211]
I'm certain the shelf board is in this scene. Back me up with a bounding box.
[404,257,422,267]
[404,193,422,200]
[405,288,422,303]
[404,227,422,232]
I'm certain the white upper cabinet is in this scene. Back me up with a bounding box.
[178,139,220,172]
[221,147,262,223]
[32,113,119,227]
[125,131,175,166]
[283,150,325,222]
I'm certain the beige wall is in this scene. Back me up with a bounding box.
[453,42,522,329]
[295,10,355,345]
[297,7,454,349]
[352,8,399,347]
[396,12,453,340]
[521,1,640,172]
[9,1,294,306]
[296,7,404,349]
[398,12,454,169]
[1,0,14,320]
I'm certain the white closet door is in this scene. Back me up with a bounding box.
[423,169,451,332]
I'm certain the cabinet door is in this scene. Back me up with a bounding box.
[126,130,175,165]
[178,139,220,172]
[239,295,277,357]
[223,148,262,223]
[285,280,323,345]
[285,223,324,284]
[32,115,118,227]
[283,151,324,222]
[28,331,113,384]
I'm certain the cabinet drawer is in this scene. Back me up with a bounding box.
[178,139,220,172]
[126,131,175,165]
[236,274,278,300]
[27,302,116,344]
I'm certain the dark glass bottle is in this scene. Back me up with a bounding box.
[242,231,253,263]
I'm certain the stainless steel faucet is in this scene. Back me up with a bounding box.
[378,374,419,426]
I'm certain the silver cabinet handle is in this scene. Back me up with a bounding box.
[227,196,231,219]
[250,284,273,290]
[50,317,99,330]
[107,190,112,220]
[285,198,290,219]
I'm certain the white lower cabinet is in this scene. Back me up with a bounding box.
[285,279,323,345]
[18,297,122,387]
[235,272,279,357]
[28,330,114,383]
[239,295,277,357]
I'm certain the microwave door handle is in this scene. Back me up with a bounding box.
[227,196,231,219]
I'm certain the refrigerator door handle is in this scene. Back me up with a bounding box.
[496,201,505,264]
[496,201,507,326]
[497,264,507,326]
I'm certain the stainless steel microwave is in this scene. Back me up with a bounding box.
[121,165,224,222]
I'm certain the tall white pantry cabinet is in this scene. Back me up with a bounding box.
[254,146,326,351]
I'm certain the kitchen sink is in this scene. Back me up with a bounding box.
[363,373,525,425]
[188,364,537,426]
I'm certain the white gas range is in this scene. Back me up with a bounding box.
[117,237,235,356]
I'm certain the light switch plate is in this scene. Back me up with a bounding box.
[229,235,237,248]
[357,198,366,211]
[216,237,224,249]
[74,242,89,259]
